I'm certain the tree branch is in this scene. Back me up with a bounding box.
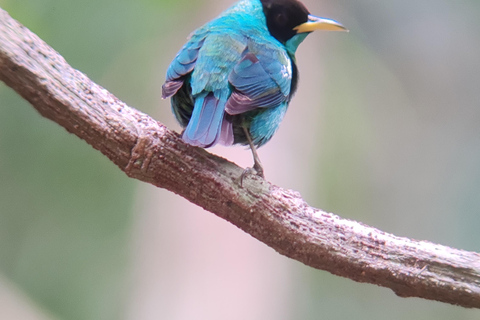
[1,7,479,308]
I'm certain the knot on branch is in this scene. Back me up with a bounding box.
[125,115,167,175]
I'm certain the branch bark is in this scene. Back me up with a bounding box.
[1,7,479,308]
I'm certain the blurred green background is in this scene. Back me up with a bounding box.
[0,0,479,319]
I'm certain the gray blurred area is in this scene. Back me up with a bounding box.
[0,0,479,319]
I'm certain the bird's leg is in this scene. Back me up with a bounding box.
[242,126,264,178]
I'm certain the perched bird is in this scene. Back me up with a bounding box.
[162,0,346,177]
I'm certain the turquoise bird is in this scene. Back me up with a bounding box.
[162,0,346,177]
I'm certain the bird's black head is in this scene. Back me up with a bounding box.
[260,0,310,44]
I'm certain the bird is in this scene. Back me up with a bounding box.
[162,0,347,178]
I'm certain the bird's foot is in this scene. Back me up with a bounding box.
[239,164,264,187]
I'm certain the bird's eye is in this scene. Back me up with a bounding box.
[275,12,288,26]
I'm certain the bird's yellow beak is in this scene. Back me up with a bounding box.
[294,15,348,33]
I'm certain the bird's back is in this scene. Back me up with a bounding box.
[163,0,295,148]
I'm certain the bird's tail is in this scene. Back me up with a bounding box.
[183,92,233,147]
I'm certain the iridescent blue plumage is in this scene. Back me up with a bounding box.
[162,0,346,176]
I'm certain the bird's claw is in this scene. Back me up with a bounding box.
[239,166,264,187]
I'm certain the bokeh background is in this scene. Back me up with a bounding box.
[1,0,479,319]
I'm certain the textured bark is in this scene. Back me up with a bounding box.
[1,7,479,308]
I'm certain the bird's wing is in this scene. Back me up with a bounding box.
[225,48,292,115]
[161,32,207,98]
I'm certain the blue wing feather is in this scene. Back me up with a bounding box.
[225,49,291,115]
[162,33,207,98]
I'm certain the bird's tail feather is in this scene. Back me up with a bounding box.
[183,92,233,147]
[218,115,234,146]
